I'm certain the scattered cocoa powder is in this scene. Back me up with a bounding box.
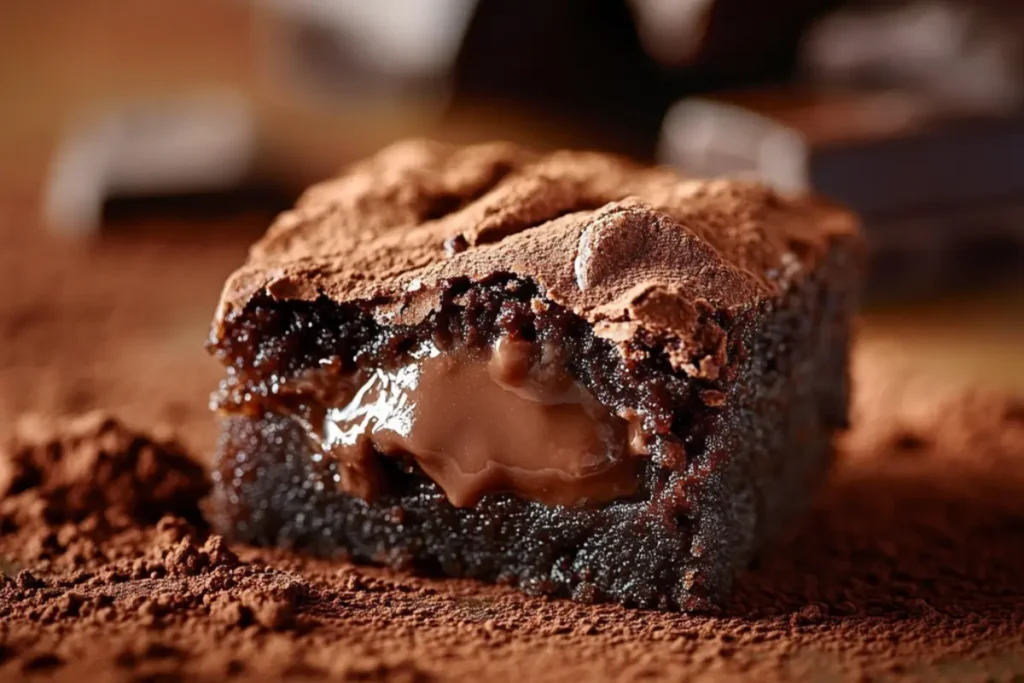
[0,411,209,525]
[0,377,1020,682]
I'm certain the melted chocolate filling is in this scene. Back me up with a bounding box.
[212,277,713,510]
[249,338,643,508]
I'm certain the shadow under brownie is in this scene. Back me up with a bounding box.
[207,140,861,610]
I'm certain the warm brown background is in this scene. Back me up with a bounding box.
[1,4,1023,682]
[2,1,1021,416]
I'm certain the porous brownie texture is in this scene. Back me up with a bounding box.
[207,140,862,610]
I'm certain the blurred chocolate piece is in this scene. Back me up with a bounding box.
[44,92,257,236]
[660,89,1024,296]
[804,0,1024,115]
[455,0,841,157]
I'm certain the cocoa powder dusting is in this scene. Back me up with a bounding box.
[0,411,209,526]
[1,205,1023,681]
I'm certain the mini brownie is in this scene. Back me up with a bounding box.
[207,140,862,610]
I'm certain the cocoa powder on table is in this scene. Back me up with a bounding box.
[0,375,1022,683]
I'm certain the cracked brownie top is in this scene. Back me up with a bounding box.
[211,140,859,372]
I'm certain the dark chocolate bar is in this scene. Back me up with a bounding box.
[659,90,1024,295]
[207,140,862,609]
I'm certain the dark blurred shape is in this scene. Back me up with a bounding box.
[43,92,259,236]
[455,0,842,157]
[660,0,843,88]
[660,89,1024,297]
[100,183,296,238]
[804,0,1024,114]
[455,0,669,157]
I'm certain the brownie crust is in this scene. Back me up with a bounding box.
[208,141,862,610]
[213,140,856,368]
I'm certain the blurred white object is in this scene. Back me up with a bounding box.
[265,0,477,79]
[804,0,1024,115]
[627,0,716,66]
[658,98,810,194]
[257,0,478,97]
[43,92,256,236]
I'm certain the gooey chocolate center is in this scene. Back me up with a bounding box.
[288,338,641,508]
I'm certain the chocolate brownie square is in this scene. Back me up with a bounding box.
[207,140,862,610]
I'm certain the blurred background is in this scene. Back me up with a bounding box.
[0,0,1022,440]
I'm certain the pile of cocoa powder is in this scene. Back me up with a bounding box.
[1,208,1024,682]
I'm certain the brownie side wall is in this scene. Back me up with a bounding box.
[673,238,860,607]
[209,281,733,609]
[213,413,695,608]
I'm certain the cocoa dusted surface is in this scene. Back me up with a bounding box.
[213,140,859,371]
[1,202,1024,681]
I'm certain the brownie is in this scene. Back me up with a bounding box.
[206,140,862,610]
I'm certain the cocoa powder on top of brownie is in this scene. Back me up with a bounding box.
[1,375,1023,682]
[212,141,861,376]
